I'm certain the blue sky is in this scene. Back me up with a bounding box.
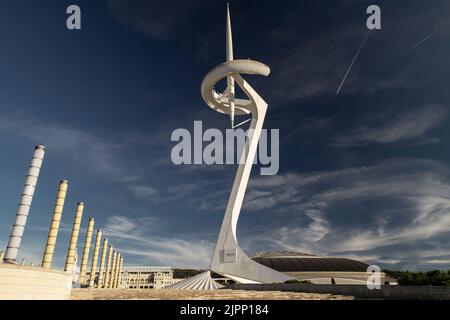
[1,0,450,271]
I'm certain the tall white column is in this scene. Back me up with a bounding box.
[116,256,123,288]
[109,251,117,288]
[65,202,84,272]
[79,217,94,285]
[97,238,108,288]
[42,180,68,268]
[89,229,102,287]
[103,245,113,288]
[4,145,46,263]
[113,253,121,288]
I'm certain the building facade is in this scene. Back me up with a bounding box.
[120,266,182,289]
[88,266,182,289]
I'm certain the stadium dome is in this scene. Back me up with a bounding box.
[251,251,369,272]
[245,250,390,285]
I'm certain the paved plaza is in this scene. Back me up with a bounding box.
[71,288,353,300]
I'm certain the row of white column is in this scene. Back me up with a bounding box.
[1,145,124,289]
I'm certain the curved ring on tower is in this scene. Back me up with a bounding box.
[201,59,270,116]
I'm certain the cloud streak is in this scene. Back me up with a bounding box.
[242,158,450,270]
[102,215,213,268]
[107,0,210,41]
[0,113,125,178]
[334,104,447,146]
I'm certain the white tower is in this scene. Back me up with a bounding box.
[169,4,292,290]
[202,4,292,284]
[4,145,46,263]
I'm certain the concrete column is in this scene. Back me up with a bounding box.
[4,145,46,263]
[103,245,113,288]
[41,180,68,269]
[109,251,117,288]
[113,253,121,288]
[0,251,4,262]
[96,238,108,288]
[79,218,94,285]
[88,229,102,287]
[119,257,124,288]
[116,254,122,288]
[111,253,117,288]
[64,202,84,272]
[116,255,123,288]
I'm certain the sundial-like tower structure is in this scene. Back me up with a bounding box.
[169,4,292,289]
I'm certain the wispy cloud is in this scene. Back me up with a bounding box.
[107,0,208,40]
[242,158,450,270]
[0,113,174,202]
[333,104,447,146]
[102,215,213,268]
[128,185,160,200]
[103,215,148,235]
[0,113,125,178]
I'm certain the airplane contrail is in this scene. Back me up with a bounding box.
[386,21,450,67]
[363,20,450,86]
[336,0,390,95]
[280,111,327,144]
[336,30,372,94]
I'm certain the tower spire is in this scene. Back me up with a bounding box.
[226,3,235,128]
[226,3,233,62]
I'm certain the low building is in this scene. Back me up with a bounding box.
[87,266,182,289]
[120,266,182,289]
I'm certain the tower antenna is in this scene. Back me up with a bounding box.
[226,3,236,128]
